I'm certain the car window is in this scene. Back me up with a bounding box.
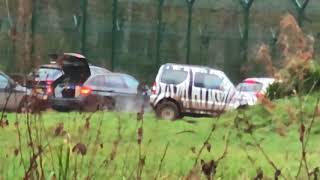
[106,75,126,88]
[123,75,139,89]
[236,82,263,92]
[160,69,188,84]
[194,72,223,89]
[0,74,9,89]
[85,75,106,87]
[37,68,63,81]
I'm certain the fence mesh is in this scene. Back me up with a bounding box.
[0,0,319,83]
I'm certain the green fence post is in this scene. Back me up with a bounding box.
[81,0,88,55]
[30,0,38,70]
[186,0,195,65]
[111,0,118,71]
[292,0,310,27]
[239,0,254,66]
[155,0,165,68]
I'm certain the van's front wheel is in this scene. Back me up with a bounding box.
[156,101,180,121]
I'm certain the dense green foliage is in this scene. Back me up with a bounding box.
[267,62,320,100]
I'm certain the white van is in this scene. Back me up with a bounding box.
[150,63,256,120]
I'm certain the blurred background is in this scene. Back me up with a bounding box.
[0,0,319,83]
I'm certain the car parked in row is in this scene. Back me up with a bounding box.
[0,71,32,112]
[236,77,275,98]
[27,53,111,109]
[150,63,257,120]
[48,53,148,112]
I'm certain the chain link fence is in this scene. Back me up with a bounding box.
[0,0,319,83]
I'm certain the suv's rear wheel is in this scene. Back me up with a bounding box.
[52,105,71,112]
[156,101,180,120]
[98,97,115,111]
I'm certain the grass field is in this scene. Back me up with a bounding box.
[0,93,319,180]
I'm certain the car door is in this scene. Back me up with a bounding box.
[192,72,227,113]
[105,75,133,111]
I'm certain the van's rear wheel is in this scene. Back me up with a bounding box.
[156,101,180,120]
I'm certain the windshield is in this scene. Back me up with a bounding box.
[160,69,188,84]
[236,82,263,92]
[36,68,63,81]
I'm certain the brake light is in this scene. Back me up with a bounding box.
[244,80,256,84]
[80,86,92,96]
[255,92,264,99]
[151,82,157,95]
[46,80,53,85]
[46,86,53,94]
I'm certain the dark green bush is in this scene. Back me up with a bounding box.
[267,61,320,100]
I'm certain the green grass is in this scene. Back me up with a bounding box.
[0,93,320,179]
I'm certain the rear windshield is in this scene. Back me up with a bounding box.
[123,75,139,89]
[160,69,188,84]
[236,82,263,92]
[37,68,63,81]
[90,67,110,76]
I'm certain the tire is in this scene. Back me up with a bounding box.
[237,104,249,110]
[52,105,71,112]
[18,96,34,113]
[98,97,115,111]
[82,97,115,112]
[156,101,180,121]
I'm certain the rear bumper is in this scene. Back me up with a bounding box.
[49,97,83,110]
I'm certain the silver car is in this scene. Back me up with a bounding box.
[0,72,31,112]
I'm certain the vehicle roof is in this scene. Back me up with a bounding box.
[39,63,108,70]
[0,71,14,82]
[89,65,111,71]
[39,63,60,69]
[161,63,225,76]
[243,77,275,84]
[63,53,86,59]
[90,72,132,77]
[0,71,7,77]
[87,72,136,81]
